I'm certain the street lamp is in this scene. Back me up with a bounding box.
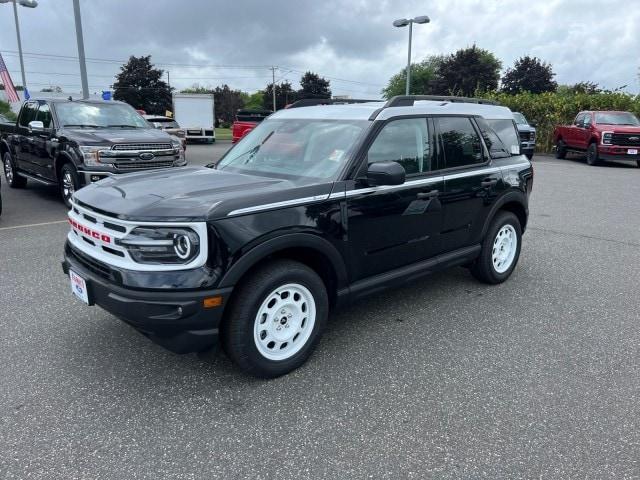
[0,0,38,98]
[393,15,430,95]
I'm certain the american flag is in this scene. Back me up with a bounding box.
[0,53,20,103]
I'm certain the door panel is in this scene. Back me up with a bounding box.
[31,103,56,180]
[15,102,39,173]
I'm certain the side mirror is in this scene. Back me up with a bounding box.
[28,120,44,132]
[529,121,537,128]
[366,161,405,186]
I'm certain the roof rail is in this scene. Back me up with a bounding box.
[384,95,500,107]
[286,98,378,109]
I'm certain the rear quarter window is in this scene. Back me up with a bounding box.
[484,119,520,155]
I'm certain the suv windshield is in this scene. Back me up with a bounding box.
[513,112,528,125]
[594,112,640,126]
[55,102,149,129]
[148,118,180,128]
[216,118,368,181]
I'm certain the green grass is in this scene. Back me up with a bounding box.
[215,127,232,140]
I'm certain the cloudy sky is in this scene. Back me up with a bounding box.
[0,0,638,99]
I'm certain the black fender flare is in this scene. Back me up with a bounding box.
[0,139,11,158]
[53,150,76,181]
[480,190,528,238]
[218,233,348,289]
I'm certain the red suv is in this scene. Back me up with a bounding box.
[553,111,640,167]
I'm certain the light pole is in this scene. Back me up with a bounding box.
[72,0,89,99]
[0,0,38,97]
[393,15,430,95]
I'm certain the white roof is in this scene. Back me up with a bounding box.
[271,100,514,122]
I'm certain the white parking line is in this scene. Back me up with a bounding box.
[0,220,68,231]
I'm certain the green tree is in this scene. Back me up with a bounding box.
[297,71,331,99]
[501,56,557,94]
[0,100,16,121]
[262,81,297,110]
[430,45,502,96]
[382,56,443,99]
[113,55,173,114]
[241,91,265,110]
[213,84,244,125]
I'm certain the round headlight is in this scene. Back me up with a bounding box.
[174,233,192,259]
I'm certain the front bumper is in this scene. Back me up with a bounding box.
[598,145,640,162]
[62,243,232,353]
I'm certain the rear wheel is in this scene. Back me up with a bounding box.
[586,142,600,166]
[471,211,522,284]
[555,140,567,159]
[636,159,640,168]
[3,152,27,188]
[59,163,79,208]
[221,259,328,378]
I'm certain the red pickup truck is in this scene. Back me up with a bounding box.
[231,109,271,143]
[554,111,640,167]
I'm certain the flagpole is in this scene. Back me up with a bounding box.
[11,0,28,96]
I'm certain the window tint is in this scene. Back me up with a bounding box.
[437,117,484,168]
[485,119,520,155]
[19,102,38,127]
[36,103,52,128]
[475,117,510,158]
[367,118,431,175]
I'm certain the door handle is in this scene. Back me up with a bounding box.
[481,179,498,187]
[416,190,439,199]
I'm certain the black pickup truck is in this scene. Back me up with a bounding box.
[0,99,187,207]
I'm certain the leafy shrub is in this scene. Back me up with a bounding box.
[0,100,17,121]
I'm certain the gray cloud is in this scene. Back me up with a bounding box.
[0,0,638,98]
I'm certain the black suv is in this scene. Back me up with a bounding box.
[62,96,533,378]
[0,99,186,207]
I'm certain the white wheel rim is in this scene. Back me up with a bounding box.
[492,224,517,274]
[253,283,316,361]
[3,157,13,183]
[62,171,75,199]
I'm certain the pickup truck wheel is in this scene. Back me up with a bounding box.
[3,152,27,188]
[555,140,567,159]
[221,259,328,378]
[471,211,522,284]
[586,143,600,166]
[59,163,79,208]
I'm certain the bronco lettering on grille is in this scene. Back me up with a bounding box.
[68,218,112,244]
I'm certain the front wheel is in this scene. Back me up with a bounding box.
[221,259,328,378]
[586,143,600,166]
[59,163,80,208]
[555,140,567,159]
[471,211,522,284]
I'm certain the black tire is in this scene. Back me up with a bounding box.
[636,159,640,168]
[555,140,567,159]
[221,259,329,378]
[59,163,80,208]
[525,152,534,160]
[471,211,522,284]
[586,142,600,166]
[3,152,27,188]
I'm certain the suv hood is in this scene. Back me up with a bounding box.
[73,167,317,221]
[60,127,174,145]
[594,124,640,134]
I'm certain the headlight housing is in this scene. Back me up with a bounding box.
[602,132,613,145]
[116,227,200,264]
[79,145,106,166]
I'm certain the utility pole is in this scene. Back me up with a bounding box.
[72,0,89,99]
[167,70,170,88]
[271,66,276,112]
[11,0,27,94]
[405,21,412,95]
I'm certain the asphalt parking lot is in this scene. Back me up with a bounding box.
[1,146,639,478]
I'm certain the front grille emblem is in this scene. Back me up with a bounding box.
[629,136,639,141]
[139,152,155,160]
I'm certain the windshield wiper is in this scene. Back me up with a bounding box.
[106,124,140,128]
[63,124,102,129]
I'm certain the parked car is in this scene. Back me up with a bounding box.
[61,95,533,378]
[173,93,215,143]
[513,112,536,159]
[143,114,187,149]
[0,99,187,207]
[231,109,271,142]
[554,110,640,167]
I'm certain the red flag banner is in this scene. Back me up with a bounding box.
[0,53,20,103]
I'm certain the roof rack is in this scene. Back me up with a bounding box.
[384,95,500,107]
[286,98,378,109]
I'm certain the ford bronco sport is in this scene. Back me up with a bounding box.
[62,95,533,378]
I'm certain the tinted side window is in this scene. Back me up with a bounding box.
[574,113,585,126]
[36,103,52,128]
[475,117,509,159]
[437,117,484,168]
[485,119,520,155]
[583,113,592,127]
[367,118,431,175]
[18,102,38,127]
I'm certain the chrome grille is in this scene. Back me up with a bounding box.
[610,133,640,147]
[114,159,175,171]
[112,143,172,151]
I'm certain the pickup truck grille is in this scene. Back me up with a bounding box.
[112,143,172,151]
[114,159,175,171]
[610,133,640,146]
[519,131,534,141]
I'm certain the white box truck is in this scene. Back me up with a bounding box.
[172,93,215,143]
